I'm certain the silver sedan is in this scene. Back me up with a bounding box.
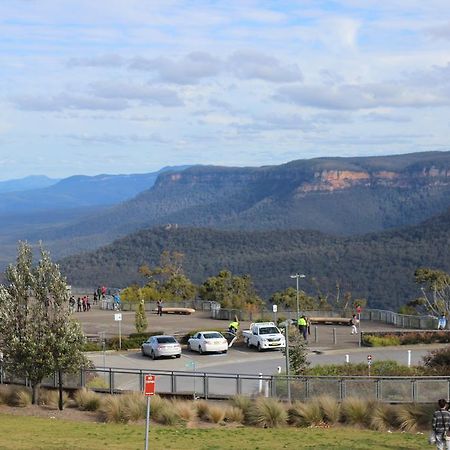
[141,335,182,360]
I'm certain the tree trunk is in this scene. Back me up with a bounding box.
[31,383,39,405]
[58,369,63,411]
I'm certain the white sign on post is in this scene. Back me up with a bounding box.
[114,313,122,350]
[272,305,278,313]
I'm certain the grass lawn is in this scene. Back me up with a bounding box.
[0,414,428,450]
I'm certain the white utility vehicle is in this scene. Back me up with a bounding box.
[242,322,286,351]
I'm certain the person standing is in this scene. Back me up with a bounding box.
[350,314,359,335]
[157,299,163,316]
[298,315,307,340]
[77,297,82,312]
[431,399,450,450]
[438,315,447,330]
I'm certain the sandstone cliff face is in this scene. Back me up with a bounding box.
[297,166,450,193]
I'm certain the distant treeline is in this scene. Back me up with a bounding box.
[59,207,450,311]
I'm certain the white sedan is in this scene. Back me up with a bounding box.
[188,331,228,354]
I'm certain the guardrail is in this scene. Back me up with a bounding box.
[3,367,449,403]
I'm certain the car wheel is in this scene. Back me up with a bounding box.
[257,342,262,352]
[222,349,227,354]
[199,346,204,355]
[175,354,181,358]
[150,350,156,360]
[246,339,251,348]
[141,347,146,356]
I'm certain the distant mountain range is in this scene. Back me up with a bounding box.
[0,175,59,193]
[0,166,190,215]
[1,151,450,311]
[59,207,450,311]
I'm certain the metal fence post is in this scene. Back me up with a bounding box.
[139,370,144,392]
[203,374,208,399]
[376,378,381,400]
[305,377,309,400]
[314,326,318,343]
[333,328,337,345]
[236,374,241,395]
[411,379,416,402]
[109,368,113,394]
[171,371,176,394]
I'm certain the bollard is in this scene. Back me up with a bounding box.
[345,354,350,364]
[333,328,337,345]
[258,373,263,394]
[264,381,269,397]
[314,326,318,343]
[407,350,412,368]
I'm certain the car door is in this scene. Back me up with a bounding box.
[190,333,200,351]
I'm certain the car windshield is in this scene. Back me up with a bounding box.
[204,332,222,339]
[260,327,279,334]
[156,337,177,344]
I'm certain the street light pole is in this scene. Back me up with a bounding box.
[290,273,306,320]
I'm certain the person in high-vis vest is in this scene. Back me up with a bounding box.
[228,321,239,334]
[298,315,308,340]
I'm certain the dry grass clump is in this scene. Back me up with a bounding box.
[98,395,128,423]
[288,400,323,427]
[396,403,432,432]
[172,400,196,422]
[341,397,372,427]
[195,399,210,421]
[205,404,226,424]
[248,397,287,428]
[39,389,69,410]
[224,406,244,424]
[148,395,165,420]
[73,388,101,411]
[0,386,32,407]
[317,395,341,425]
[229,395,252,422]
[370,403,398,431]
[123,392,147,421]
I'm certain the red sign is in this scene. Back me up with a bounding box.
[356,305,362,314]
[144,375,156,396]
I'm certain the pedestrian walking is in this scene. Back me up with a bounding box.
[430,398,450,449]
[157,300,163,316]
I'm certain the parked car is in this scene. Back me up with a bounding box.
[141,335,181,360]
[242,322,286,351]
[188,331,228,354]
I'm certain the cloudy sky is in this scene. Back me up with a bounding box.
[1,1,450,180]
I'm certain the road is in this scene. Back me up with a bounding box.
[88,344,445,378]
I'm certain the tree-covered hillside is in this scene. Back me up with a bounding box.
[59,207,450,311]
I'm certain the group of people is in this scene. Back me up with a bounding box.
[69,295,92,313]
[431,398,450,449]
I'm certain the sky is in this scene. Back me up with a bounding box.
[1,0,450,180]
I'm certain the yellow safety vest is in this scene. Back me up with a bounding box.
[298,317,307,326]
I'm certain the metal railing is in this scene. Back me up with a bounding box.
[2,366,449,403]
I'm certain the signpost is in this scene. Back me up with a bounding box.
[114,313,122,350]
[367,354,372,377]
[144,375,156,450]
[357,305,362,347]
[272,304,278,323]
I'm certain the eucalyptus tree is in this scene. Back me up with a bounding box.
[0,242,86,409]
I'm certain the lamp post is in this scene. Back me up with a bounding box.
[290,273,306,320]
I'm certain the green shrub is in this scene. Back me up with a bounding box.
[364,335,401,347]
[423,347,450,374]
